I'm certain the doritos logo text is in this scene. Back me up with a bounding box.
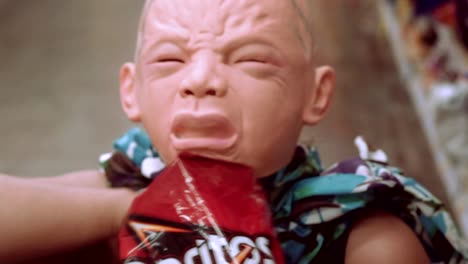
[122,217,276,264]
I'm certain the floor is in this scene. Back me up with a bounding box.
[0,0,449,206]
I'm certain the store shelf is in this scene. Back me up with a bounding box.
[378,1,467,235]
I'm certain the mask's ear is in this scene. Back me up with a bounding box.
[302,66,335,125]
[120,63,141,122]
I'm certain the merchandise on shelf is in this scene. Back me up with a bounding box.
[383,0,468,233]
[398,1,468,169]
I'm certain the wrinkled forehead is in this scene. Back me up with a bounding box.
[147,0,291,26]
[136,0,314,57]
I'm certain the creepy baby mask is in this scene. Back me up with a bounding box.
[119,0,335,177]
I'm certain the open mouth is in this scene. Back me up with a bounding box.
[170,112,237,152]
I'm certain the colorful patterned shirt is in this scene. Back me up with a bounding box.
[101,128,468,263]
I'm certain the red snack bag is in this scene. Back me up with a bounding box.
[119,154,285,264]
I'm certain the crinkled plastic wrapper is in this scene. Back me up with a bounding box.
[119,154,285,264]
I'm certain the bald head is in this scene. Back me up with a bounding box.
[119,0,336,177]
[133,0,316,62]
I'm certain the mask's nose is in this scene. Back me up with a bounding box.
[179,54,227,98]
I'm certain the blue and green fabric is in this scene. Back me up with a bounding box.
[100,128,468,263]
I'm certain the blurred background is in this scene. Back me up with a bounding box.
[1,0,467,233]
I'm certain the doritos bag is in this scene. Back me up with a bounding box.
[119,154,284,264]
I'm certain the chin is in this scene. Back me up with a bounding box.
[179,148,241,164]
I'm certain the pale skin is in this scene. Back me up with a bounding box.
[0,171,134,263]
[1,0,430,263]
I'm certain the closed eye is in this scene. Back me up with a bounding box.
[157,58,185,63]
[236,58,268,64]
